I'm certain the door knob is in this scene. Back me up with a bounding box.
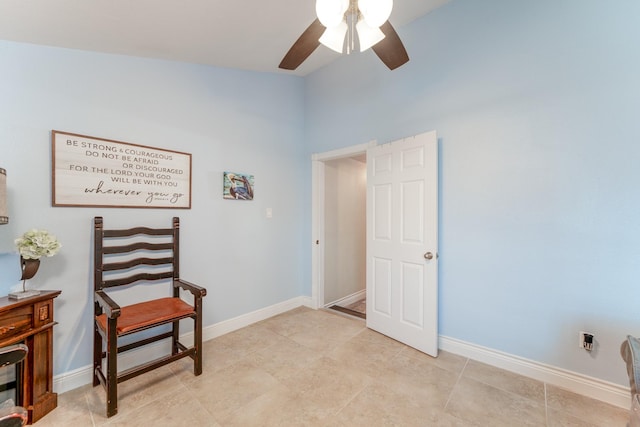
[424,252,434,260]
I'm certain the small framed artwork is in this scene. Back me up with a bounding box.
[223,172,254,200]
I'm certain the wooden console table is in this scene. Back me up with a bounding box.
[0,290,61,424]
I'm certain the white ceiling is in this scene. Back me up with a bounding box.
[0,0,449,76]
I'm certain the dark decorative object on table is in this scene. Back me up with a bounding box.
[10,230,61,300]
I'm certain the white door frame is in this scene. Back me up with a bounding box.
[311,141,375,309]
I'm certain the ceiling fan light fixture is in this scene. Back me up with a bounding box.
[316,0,349,28]
[319,21,349,53]
[358,0,393,28]
[279,0,408,71]
[356,19,385,52]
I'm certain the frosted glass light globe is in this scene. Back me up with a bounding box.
[319,21,349,53]
[358,0,393,28]
[316,0,350,28]
[356,19,385,51]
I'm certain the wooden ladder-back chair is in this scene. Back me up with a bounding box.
[92,217,206,418]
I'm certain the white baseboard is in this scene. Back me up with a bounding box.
[54,296,313,394]
[200,296,314,342]
[54,364,95,395]
[54,300,629,411]
[324,289,366,308]
[439,335,630,409]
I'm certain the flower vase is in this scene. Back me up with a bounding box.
[9,257,42,300]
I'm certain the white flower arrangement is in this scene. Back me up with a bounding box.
[15,229,62,260]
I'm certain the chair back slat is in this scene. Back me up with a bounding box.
[102,272,174,288]
[102,242,173,254]
[102,257,174,272]
[104,227,173,238]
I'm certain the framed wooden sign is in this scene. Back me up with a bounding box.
[52,130,192,209]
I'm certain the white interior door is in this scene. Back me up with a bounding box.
[366,131,438,356]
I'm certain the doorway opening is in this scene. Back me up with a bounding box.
[311,143,371,320]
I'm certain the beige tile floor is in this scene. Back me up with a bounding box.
[35,307,629,426]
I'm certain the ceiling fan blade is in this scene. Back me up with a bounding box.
[279,19,325,70]
[372,21,410,70]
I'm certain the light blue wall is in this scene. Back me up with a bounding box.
[1,0,639,390]
[304,0,640,385]
[0,41,306,374]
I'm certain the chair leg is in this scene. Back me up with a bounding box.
[194,301,203,376]
[172,320,180,356]
[106,320,118,417]
[93,324,102,387]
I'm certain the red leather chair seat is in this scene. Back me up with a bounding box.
[95,297,194,335]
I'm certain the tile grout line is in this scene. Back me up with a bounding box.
[84,389,98,427]
[443,357,469,411]
[332,377,372,420]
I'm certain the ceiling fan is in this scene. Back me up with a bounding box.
[279,0,409,71]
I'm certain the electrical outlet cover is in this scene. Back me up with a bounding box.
[579,331,593,349]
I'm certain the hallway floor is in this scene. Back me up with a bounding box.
[345,298,366,316]
[37,307,629,426]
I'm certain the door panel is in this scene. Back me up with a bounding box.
[366,131,438,356]
[372,257,392,315]
[400,262,424,327]
[373,184,392,241]
[401,180,424,243]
